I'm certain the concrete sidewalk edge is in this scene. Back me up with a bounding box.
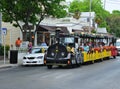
[0,64,19,69]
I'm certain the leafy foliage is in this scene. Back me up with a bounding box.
[0,45,10,56]
[69,0,110,28]
[106,10,120,37]
[0,0,67,41]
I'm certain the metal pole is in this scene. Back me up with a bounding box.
[89,0,92,34]
[0,13,2,44]
[104,0,106,9]
[34,31,37,46]
[4,34,6,64]
[10,30,11,50]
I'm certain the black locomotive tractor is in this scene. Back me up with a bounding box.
[45,35,83,69]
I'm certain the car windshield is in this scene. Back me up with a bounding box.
[116,42,120,46]
[31,48,47,53]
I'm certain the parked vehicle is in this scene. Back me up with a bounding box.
[23,46,48,65]
[116,39,120,55]
[45,35,82,69]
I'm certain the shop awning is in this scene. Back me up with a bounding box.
[37,25,69,34]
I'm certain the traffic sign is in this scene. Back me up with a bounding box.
[1,28,7,35]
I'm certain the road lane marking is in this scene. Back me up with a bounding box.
[55,73,72,79]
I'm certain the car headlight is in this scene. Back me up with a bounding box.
[36,56,43,59]
[23,57,26,59]
[51,52,55,56]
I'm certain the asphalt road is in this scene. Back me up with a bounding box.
[0,57,120,89]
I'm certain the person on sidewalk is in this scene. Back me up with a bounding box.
[28,42,32,53]
[15,37,22,50]
[40,41,47,46]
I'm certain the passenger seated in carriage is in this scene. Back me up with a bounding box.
[83,43,89,52]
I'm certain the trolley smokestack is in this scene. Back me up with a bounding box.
[55,28,61,43]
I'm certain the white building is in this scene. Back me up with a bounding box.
[40,12,96,33]
[1,22,22,48]
[96,27,107,34]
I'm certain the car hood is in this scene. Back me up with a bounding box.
[116,46,120,49]
[25,53,45,57]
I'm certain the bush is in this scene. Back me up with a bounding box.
[0,45,4,55]
[0,45,10,56]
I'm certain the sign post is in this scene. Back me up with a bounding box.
[0,13,2,44]
[1,28,7,64]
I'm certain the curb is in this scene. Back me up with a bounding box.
[0,66,13,69]
[0,64,19,69]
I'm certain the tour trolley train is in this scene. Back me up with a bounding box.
[44,33,117,69]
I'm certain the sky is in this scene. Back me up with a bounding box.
[105,0,120,13]
[66,0,120,13]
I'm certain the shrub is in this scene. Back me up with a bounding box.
[0,45,10,56]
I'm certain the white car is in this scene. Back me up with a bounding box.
[116,39,120,55]
[23,46,48,65]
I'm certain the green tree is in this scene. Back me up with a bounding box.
[0,0,67,42]
[106,10,120,37]
[69,0,110,27]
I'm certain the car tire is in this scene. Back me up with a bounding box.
[47,65,52,69]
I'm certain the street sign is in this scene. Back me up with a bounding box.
[1,28,7,35]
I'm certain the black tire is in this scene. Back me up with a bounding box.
[101,58,103,62]
[47,65,52,69]
[76,56,81,67]
[76,62,81,67]
[113,56,116,59]
[91,60,94,64]
[67,60,74,69]
[58,65,63,68]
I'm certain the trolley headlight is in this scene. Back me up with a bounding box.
[61,52,65,57]
[51,52,55,56]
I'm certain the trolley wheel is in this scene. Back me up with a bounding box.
[47,65,52,69]
[76,63,81,67]
[68,61,74,68]
[76,56,81,67]
[67,64,73,68]
[101,58,103,62]
[91,60,94,64]
[58,65,63,68]
[113,56,116,59]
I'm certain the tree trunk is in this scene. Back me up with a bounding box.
[23,30,27,41]
[29,29,32,42]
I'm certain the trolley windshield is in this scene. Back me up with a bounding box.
[60,37,75,47]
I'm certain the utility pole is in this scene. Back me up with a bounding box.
[104,0,106,9]
[0,13,2,44]
[89,0,92,33]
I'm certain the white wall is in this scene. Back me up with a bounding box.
[2,22,22,48]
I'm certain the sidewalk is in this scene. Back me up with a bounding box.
[0,56,20,69]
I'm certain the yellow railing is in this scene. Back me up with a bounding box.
[82,49,111,63]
